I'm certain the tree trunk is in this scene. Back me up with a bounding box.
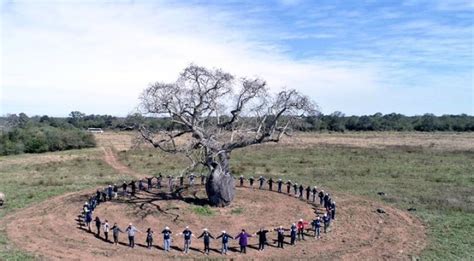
[205,153,235,207]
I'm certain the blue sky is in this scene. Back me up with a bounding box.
[1,0,473,116]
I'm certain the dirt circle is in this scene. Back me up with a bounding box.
[3,185,426,260]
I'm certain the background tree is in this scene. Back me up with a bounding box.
[138,64,317,206]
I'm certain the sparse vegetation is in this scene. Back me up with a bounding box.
[192,205,214,216]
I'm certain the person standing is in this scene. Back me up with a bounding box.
[286,180,292,194]
[156,173,163,188]
[189,173,196,186]
[122,181,127,196]
[298,184,304,199]
[258,176,265,189]
[293,183,298,196]
[113,184,118,199]
[146,228,154,249]
[103,220,110,241]
[179,175,184,187]
[297,219,308,240]
[178,226,195,254]
[277,179,283,193]
[111,223,123,245]
[305,186,311,201]
[323,214,331,233]
[216,231,233,255]
[249,176,255,188]
[197,228,214,255]
[311,217,321,238]
[319,190,325,205]
[130,180,136,197]
[274,226,287,248]
[200,174,207,185]
[125,223,140,248]
[162,226,173,252]
[311,186,317,202]
[138,179,144,191]
[85,210,92,232]
[94,216,102,236]
[290,223,297,245]
[255,228,269,251]
[239,175,245,187]
[267,178,274,191]
[235,229,252,254]
[107,185,113,200]
[324,193,330,209]
[147,177,153,190]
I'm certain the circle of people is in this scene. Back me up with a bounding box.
[81,174,336,255]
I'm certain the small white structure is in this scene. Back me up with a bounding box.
[87,128,104,133]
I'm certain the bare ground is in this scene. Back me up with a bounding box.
[1,139,428,260]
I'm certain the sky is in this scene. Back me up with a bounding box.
[1,0,473,117]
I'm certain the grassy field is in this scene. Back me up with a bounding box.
[118,137,474,260]
[0,132,473,260]
[0,149,130,261]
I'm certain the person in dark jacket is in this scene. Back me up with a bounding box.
[323,193,330,208]
[277,179,283,193]
[235,229,252,254]
[274,226,287,248]
[311,217,321,238]
[267,178,274,191]
[178,226,195,254]
[311,186,317,202]
[122,181,127,196]
[197,228,214,255]
[319,190,325,205]
[130,181,136,197]
[323,214,331,233]
[305,186,311,201]
[85,211,92,232]
[138,179,144,191]
[249,176,255,188]
[96,190,101,204]
[255,228,269,251]
[162,226,172,251]
[147,177,153,190]
[239,175,245,187]
[258,176,265,189]
[107,185,113,200]
[290,223,297,245]
[101,191,107,202]
[146,228,154,249]
[156,173,163,188]
[293,183,298,196]
[179,175,184,186]
[94,216,102,236]
[111,223,124,245]
[298,184,304,198]
[286,180,292,194]
[216,231,233,255]
[113,184,118,199]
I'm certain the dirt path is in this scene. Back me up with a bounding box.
[102,147,142,178]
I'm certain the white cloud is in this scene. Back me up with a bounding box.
[1,1,383,116]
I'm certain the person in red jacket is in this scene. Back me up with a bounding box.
[297,218,308,240]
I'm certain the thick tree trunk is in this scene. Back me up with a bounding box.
[205,153,235,207]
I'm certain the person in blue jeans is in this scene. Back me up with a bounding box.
[216,231,233,255]
[177,226,195,254]
[311,217,321,238]
[162,226,172,251]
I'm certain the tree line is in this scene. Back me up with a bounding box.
[1,111,472,148]
[0,113,96,155]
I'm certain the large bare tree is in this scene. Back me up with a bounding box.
[139,64,317,207]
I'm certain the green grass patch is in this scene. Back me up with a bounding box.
[192,205,214,216]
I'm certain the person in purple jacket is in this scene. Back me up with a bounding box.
[235,229,252,254]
